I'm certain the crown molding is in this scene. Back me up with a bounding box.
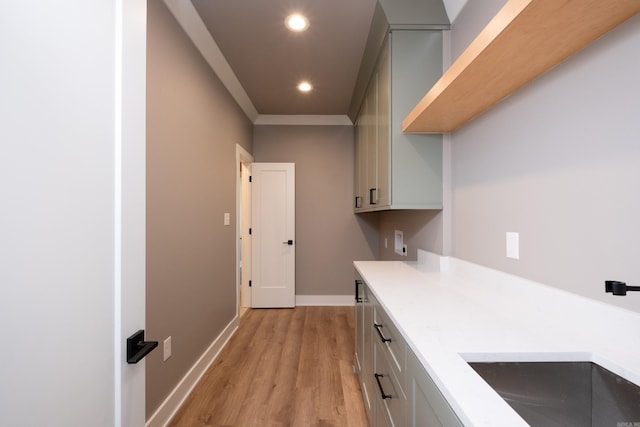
[254,115,353,126]
[163,0,259,122]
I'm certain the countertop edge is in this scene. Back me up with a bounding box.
[353,253,640,427]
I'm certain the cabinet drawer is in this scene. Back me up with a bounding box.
[374,339,406,427]
[374,304,406,384]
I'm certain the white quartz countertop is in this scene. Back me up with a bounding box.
[354,253,640,426]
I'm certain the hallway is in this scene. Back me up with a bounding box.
[169,306,368,426]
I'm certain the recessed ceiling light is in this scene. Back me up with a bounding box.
[297,81,313,93]
[285,13,309,32]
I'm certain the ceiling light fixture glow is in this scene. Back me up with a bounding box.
[285,14,309,32]
[297,81,313,93]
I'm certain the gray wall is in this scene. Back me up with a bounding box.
[253,125,379,295]
[448,2,640,312]
[146,1,253,417]
[378,210,443,260]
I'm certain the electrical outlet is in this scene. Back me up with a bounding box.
[163,336,172,361]
[384,238,388,249]
[223,213,230,226]
[402,244,408,256]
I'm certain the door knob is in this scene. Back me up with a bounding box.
[282,240,294,245]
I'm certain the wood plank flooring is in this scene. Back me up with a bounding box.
[169,306,368,427]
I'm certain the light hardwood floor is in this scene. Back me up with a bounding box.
[169,306,368,427]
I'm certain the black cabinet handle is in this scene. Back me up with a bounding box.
[126,330,158,364]
[374,373,392,400]
[282,240,294,245]
[369,188,377,205]
[374,323,391,343]
[355,196,362,209]
[355,279,363,302]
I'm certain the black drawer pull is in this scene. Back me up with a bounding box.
[374,373,392,400]
[374,323,391,343]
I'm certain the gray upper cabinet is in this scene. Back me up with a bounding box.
[354,30,444,212]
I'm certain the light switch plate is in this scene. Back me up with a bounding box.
[163,336,172,361]
[224,213,230,226]
[506,232,519,260]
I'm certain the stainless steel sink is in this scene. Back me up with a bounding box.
[469,361,640,427]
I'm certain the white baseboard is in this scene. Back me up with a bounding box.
[295,295,355,306]
[146,316,240,427]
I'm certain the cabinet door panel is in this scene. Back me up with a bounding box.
[364,288,376,421]
[375,339,406,427]
[407,349,463,427]
[354,122,364,210]
[355,277,375,424]
[376,36,390,208]
[365,85,378,208]
[355,280,364,374]
[389,31,443,209]
[374,392,388,427]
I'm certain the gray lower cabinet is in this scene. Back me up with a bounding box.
[355,276,375,422]
[355,273,463,426]
[407,349,463,427]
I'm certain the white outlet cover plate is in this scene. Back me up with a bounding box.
[394,230,404,256]
[506,232,519,260]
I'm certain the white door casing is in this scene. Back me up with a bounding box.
[251,163,295,308]
[118,0,148,425]
[236,145,253,312]
[240,162,252,309]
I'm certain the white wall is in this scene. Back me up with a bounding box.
[450,2,640,312]
[0,1,146,425]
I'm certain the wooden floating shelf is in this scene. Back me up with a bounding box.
[402,0,640,134]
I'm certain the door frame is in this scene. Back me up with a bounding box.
[236,145,254,316]
[117,0,147,425]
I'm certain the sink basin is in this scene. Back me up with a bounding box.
[469,361,640,427]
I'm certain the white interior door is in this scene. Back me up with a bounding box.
[1,1,146,426]
[251,163,295,308]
